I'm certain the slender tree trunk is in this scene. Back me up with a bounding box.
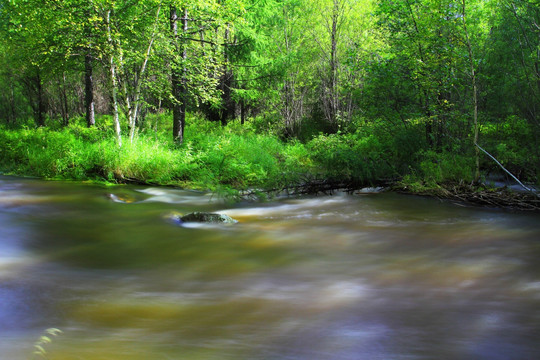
[330,0,339,127]
[536,54,540,98]
[9,77,16,123]
[127,5,161,143]
[462,0,480,181]
[240,97,246,125]
[199,30,207,58]
[280,6,304,136]
[85,52,95,127]
[122,59,133,136]
[404,0,435,146]
[282,7,292,134]
[180,8,188,138]
[106,10,122,147]
[35,70,45,127]
[509,2,540,123]
[111,61,122,147]
[424,92,433,147]
[170,6,187,145]
[220,23,233,126]
[320,0,340,130]
[61,72,69,126]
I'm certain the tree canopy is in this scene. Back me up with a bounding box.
[0,0,538,189]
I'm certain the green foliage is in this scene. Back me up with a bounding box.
[480,115,538,181]
[398,150,476,193]
[181,117,311,192]
[307,125,393,185]
[1,0,539,193]
[419,150,476,184]
[0,115,313,197]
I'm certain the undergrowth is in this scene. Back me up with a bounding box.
[0,115,313,198]
[1,113,536,199]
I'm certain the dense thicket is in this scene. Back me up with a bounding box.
[0,0,538,193]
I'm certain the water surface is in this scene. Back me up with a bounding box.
[1,175,540,359]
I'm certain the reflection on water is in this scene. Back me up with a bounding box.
[1,175,540,359]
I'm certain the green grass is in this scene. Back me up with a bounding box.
[0,114,314,198]
[1,113,536,199]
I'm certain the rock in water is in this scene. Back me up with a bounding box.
[179,212,238,224]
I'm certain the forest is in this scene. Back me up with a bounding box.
[0,0,539,203]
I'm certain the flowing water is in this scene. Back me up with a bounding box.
[1,175,540,360]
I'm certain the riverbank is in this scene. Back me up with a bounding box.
[1,115,538,209]
[2,166,538,211]
[0,115,402,199]
[0,117,314,199]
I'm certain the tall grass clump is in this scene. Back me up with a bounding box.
[0,114,313,197]
[399,150,476,193]
[98,136,192,185]
[0,125,106,180]
[305,119,428,187]
[181,117,312,193]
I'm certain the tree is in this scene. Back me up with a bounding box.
[105,6,122,146]
[460,0,480,180]
[166,0,248,143]
[2,0,53,126]
[170,5,187,144]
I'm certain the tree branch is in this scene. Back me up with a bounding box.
[476,143,538,196]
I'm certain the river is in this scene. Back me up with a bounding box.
[1,175,540,359]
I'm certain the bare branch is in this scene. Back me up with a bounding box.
[476,143,538,196]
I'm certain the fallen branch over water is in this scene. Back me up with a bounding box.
[238,175,394,201]
[476,143,538,197]
[238,179,355,200]
[421,184,540,211]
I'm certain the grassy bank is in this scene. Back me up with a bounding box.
[0,115,313,198]
[1,113,538,205]
[0,114,417,196]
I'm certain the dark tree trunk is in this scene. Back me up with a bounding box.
[36,71,45,127]
[462,0,480,181]
[85,52,95,127]
[422,90,433,147]
[220,71,234,126]
[240,98,246,125]
[219,23,235,126]
[321,0,340,131]
[170,6,187,144]
[61,72,69,126]
[9,78,16,123]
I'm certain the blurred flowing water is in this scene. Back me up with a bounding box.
[1,175,540,359]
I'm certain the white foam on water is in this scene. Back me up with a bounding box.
[0,256,38,278]
[316,281,370,306]
[515,281,540,299]
[137,187,218,205]
[237,279,369,309]
[0,191,49,206]
[356,187,385,194]
[222,196,351,219]
[221,204,300,218]
[178,222,236,230]
[137,188,179,196]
